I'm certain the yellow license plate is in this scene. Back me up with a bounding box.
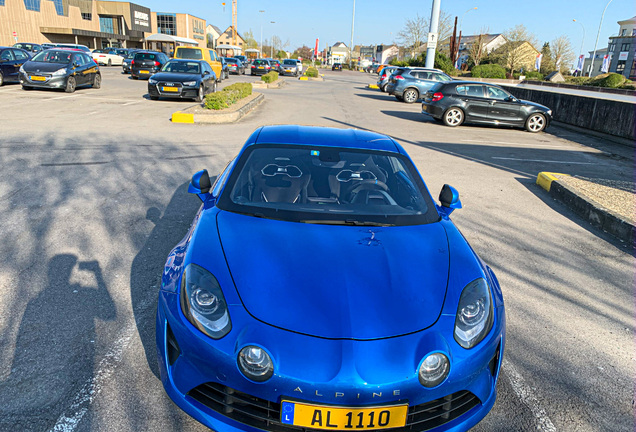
[140,70,150,74]
[258,66,264,69]
[280,401,408,431]
[30,76,46,81]
[162,86,178,92]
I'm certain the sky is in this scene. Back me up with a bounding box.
[144,0,635,56]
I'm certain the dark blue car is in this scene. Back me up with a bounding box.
[157,125,506,432]
[0,46,31,86]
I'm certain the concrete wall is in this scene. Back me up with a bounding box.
[501,85,635,141]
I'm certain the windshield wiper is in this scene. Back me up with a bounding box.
[300,219,394,227]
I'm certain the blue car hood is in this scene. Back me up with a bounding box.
[217,211,449,339]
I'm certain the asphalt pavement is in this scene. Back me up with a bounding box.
[0,67,633,432]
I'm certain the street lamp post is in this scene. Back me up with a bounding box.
[459,7,477,35]
[425,0,441,69]
[349,0,355,69]
[573,19,586,72]
[259,10,265,58]
[270,21,276,57]
[589,0,614,77]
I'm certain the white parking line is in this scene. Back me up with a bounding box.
[46,94,85,101]
[492,156,594,165]
[122,101,142,106]
[503,359,557,431]
[461,139,572,150]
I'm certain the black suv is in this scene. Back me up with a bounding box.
[131,51,170,79]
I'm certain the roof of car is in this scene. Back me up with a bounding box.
[252,125,399,152]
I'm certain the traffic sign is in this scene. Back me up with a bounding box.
[426,32,438,49]
[12,31,17,37]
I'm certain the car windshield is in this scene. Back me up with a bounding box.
[282,60,296,65]
[217,145,438,226]
[31,50,72,64]
[176,48,203,60]
[135,53,156,60]
[161,61,200,74]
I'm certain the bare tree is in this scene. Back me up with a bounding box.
[468,27,490,66]
[503,24,539,49]
[242,29,258,50]
[551,35,575,73]
[397,11,452,58]
[494,24,540,74]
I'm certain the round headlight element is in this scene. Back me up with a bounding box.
[418,353,449,387]
[238,346,274,382]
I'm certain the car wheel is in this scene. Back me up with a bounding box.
[525,113,547,133]
[443,107,464,127]
[0,72,4,86]
[107,59,112,67]
[403,88,419,104]
[395,95,403,101]
[195,85,204,102]
[92,73,101,89]
[212,80,218,93]
[65,76,76,93]
[380,83,387,92]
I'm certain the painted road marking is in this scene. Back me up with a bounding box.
[503,359,557,432]
[492,157,594,165]
[460,139,573,150]
[122,101,142,106]
[46,94,85,101]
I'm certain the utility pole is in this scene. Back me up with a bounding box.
[425,0,441,68]
[259,10,264,57]
[349,0,355,69]
[589,0,614,77]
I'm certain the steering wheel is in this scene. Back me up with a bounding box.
[348,179,389,195]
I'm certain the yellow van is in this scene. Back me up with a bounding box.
[174,46,223,81]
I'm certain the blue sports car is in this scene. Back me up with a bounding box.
[157,125,505,432]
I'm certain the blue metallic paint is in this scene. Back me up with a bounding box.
[157,125,505,432]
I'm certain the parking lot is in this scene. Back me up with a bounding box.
[0,67,633,432]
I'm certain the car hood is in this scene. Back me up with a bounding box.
[23,61,68,73]
[217,211,449,339]
[520,99,549,111]
[150,72,201,82]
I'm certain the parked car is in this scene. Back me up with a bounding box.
[422,81,553,133]
[156,124,505,432]
[332,62,342,71]
[224,57,245,75]
[280,59,299,76]
[19,49,101,92]
[147,59,217,102]
[91,49,124,66]
[53,43,91,53]
[250,58,272,76]
[295,58,303,74]
[0,47,31,86]
[219,57,230,80]
[13,43,42,54]
[174,46,223,82]
[131,51,170,79]
[376,66,397,92]
[386,67,453,103]
[267,58,282,73]
[234,55,247,64]
[121,49,141,74]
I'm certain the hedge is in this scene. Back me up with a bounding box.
[305,67,319,77]
[471,64,506,79]
[261,71,279,83]
[204,82,253,110]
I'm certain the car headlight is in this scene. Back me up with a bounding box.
[148,78,157,84]
[454,278,493,349]
[418,353,449,387]
[183,81,197,86]
[180,263,231,339]
[51,68,67,76]
[238,345,274,382]
[19,65,25,73]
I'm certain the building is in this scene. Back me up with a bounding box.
[439,33,507,67]
[582,47,609,77]
[147,11,206,54]
[215,25,244,57]
[0,0,151,48]
[490,41,540,73]
[607,16,635,79]
[327,41,348,65]
[206,24,222,48]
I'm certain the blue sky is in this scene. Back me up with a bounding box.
[145,0,634,55]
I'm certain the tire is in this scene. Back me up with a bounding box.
[394,95,403,101]
[0,72,4,86]
[195,85,204,102]
[212,80,217,93]
[380,83,387,92]
[65,76,76,93]
[107,59,112,67]
[403,88,419,104]
[525,113,547,133]
[92,73,101,89]
[442,107,464,127]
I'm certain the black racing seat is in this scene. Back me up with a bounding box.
[252,162,309,203]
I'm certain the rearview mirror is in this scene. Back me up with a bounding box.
[439,184,462,216]
[188,169,212,201]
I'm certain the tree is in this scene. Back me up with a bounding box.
[242,29,258,50]
[540,42,555,74]
[468,27,491,67]
[503,24,539,50]
[293,45,313,60]
[494,24,540,74]
[551,35,575,73]
[397,11,452,58]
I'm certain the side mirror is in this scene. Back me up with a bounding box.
[507,96,517,102]
[188,169,212,201]
[73,61,80,68]
[203,70,210,75]
[439,184,462,216]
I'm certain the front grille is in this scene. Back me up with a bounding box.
[187,383,480,432]
[158,82,183,95]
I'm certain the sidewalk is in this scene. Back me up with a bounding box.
[537,173,635,246]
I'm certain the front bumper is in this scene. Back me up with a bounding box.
[148,83,199,99]
[19,71,68,89]
[157,289,505,432]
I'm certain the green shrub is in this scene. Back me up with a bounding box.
[261,71,279,83]
[471,64,506,79]
[204,82,253,110]
[305,67,319,77]
[523,71,544,80]
[565,76,592,85]
[591,72,627,88]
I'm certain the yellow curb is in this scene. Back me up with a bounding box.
[537,172,569,192]
[368,84,379,89]
[299,76,308,80]
[172,111,194,124]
